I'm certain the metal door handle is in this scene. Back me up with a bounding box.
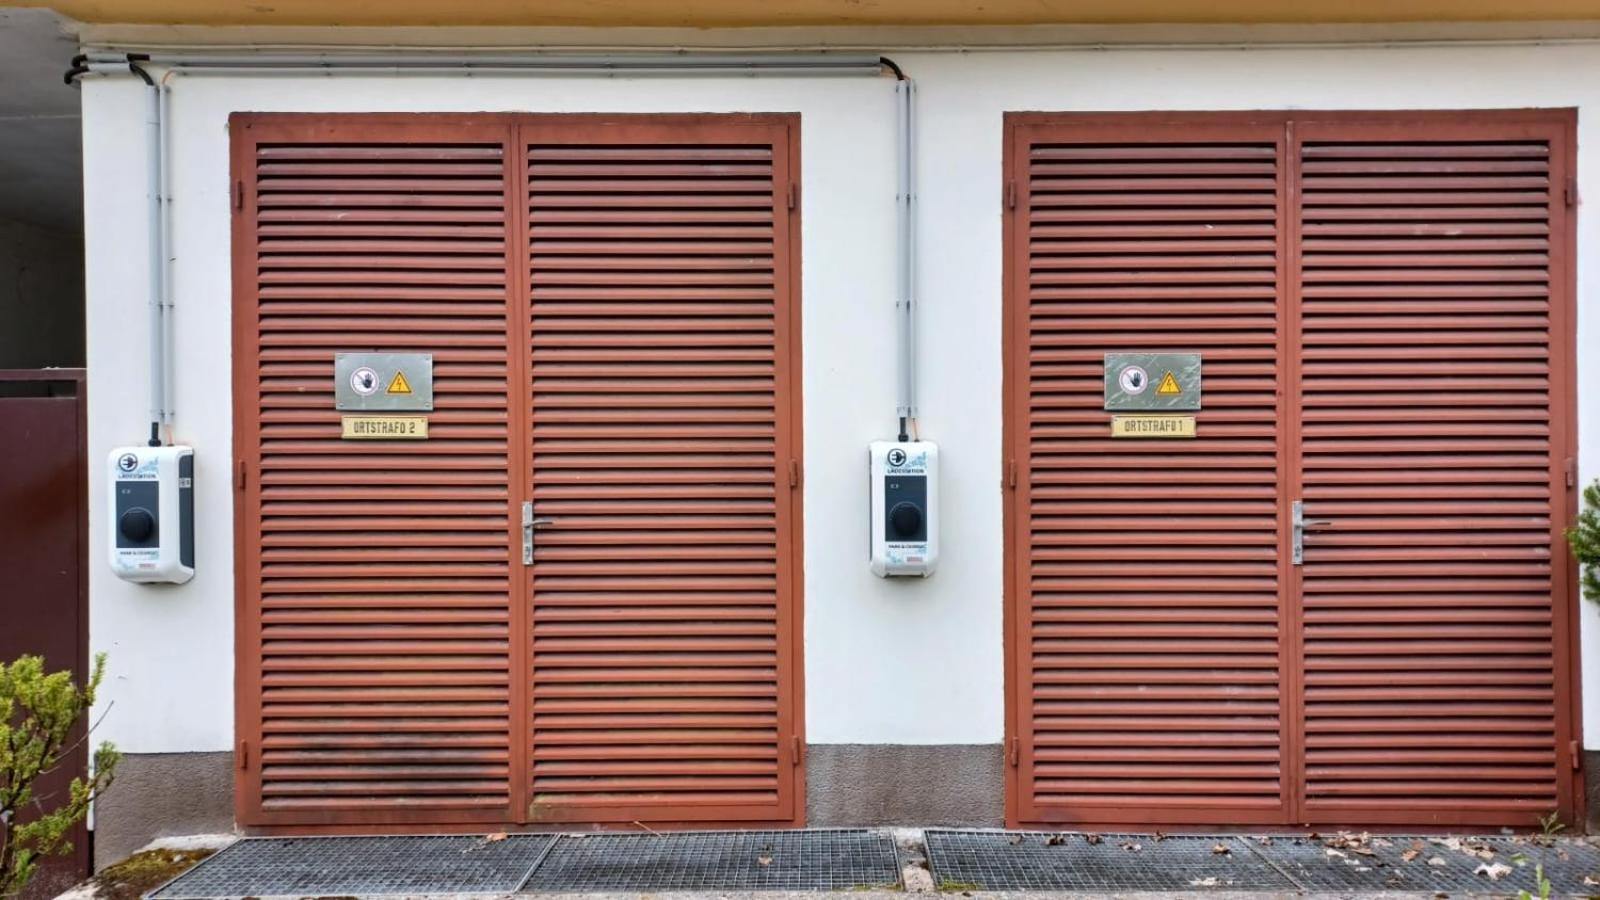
[521,502,555,565]
[1291,500,1331,566]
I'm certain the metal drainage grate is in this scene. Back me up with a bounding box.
[149,834,557,899]
[1261,833,1600,895]
[923,830,1297,892]
[522,829,901,892]
[925,829,1600,894]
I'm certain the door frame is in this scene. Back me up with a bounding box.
[1000,108,1581,830]
[230,112,807,831]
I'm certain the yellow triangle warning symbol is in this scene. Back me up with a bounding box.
[386,370,413,395]
[1155,371,1181,395]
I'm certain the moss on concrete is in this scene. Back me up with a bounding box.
[88,848,214,900]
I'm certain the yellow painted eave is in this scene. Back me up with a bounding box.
[24,0,1600,28]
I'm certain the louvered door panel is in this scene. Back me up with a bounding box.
[1008,120,1289,825]
[1294,121,1576,825]
[522,117,801,823]
[234,119,518,825]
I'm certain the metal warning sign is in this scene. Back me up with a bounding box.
[335,353,433,412]
[1104,352,1201,411]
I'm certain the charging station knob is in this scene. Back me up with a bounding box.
[119,507,156,542]
[888,501,923,538]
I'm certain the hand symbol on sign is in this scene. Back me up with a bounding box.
[1118,364,1150,395]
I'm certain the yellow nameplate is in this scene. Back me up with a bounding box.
[1111,415,1196,438]
[341,415,429,440]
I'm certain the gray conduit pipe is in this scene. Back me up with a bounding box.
[70,50,917,442]
[891,68,917,441]
[124,58,166,445]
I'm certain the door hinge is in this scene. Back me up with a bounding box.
[791,735,803,767]
[788,458,801,489]
[787,182,798,210]
[1007,737,1020,767]
[1571,740,1582,770]
[1006,459,1017,490]
[233,179,244,211]
[237,740,249,771]
[1566,457,1576,488]
[1565,175,1577,208]
[235,459,247,490]
[1005,180,1017,210]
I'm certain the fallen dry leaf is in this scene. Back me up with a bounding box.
[1401,849,1421,863]
[1325,848,1347,859]
[1427,856,1447,868]
[1256,836,1274,847]
[1007,834,1024,845]
[757,854,772,867]
[1475,862,1513,881]
[1190,877,1219,887]
[1583,874,1599,886]
[1212,843,1231,856]
[1153,832,1169,842]
[1084,833,1102,845]
[484,832,508,843]
[1121,841,1143,853]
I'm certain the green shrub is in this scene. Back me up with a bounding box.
[1,653,119,898]
[1569,480,1600,606]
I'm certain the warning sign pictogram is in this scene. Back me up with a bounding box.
[1103,352,1200,411]
[336,352,432,411]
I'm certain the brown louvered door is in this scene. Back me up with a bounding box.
[235,114,804,829]
[1293,116,1578,826]
[233,116,521,826]
[520,116,803,824]
[1005,111,1578,829]
[1004,117,1292,826]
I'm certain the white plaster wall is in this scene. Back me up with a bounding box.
[83,40,1600,754]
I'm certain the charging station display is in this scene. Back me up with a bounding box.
[869,440,938,577]
[108,445,195,584]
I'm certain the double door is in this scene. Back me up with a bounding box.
[1004,110,1579,827]
[231,113,804,828]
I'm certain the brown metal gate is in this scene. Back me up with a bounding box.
[1002,110,1579,828]
[231,113,804,830]
[0,370,88,894]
